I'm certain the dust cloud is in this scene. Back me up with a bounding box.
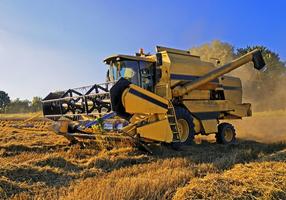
[232,113,286,143]
[190,40,286,143]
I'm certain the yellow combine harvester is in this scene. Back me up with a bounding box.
[43,46,266,148]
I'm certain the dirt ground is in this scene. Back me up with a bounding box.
[0,112,285,200]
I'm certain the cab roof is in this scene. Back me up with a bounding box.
[103,54,155,64]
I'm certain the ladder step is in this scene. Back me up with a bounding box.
[168,118,176,123]
[167,105,180,141]
[168,116,175,119]
[171,127,178,132]
[173,135,180,141]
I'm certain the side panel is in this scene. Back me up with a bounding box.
[168,53,215,76]
[154,50,216,99]
[167,52,216,88]
[183,100,251,118]
[182,90,211,100]
[154,51,172,99]
[227,103,252,118]
[183,100,231,113]
[123,84,169,114]
[183,100,222,134]
[137,119,173,142]
[183,99,250,134]
[222,76,242,104]
[201,119,218,134]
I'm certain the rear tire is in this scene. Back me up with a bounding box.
[216,123,236,144]
[173,107,195,146]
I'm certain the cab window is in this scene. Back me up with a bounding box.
[139,61,155,92]
[108,61,140,85]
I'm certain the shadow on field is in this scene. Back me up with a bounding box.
[74,139,286,175]
[0,138,285,199]
[35,157,82,172]
[59,139,286,200]
[0,179,29,199]
[150,139,286,170]
[0,144,67,157]
[86,153,150,172]
[0,166,72,187]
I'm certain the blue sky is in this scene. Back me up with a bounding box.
[0,0,285,99]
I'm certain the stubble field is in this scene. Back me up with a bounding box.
[0,111,285,200]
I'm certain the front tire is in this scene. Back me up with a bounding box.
[174,107,195,146]
[216,123,236,144]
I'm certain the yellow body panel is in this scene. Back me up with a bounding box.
[183,100,231,113]
[183,100,251,118]
[137,119,173,142]
[201,119,218,134]
[182,90,211,100]
[154,51,172,99]
[122,84,169,114]
[222,76,242,104]
[228,103,252,118]
[168,53,215,81]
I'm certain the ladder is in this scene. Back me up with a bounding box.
[167,103,181,142]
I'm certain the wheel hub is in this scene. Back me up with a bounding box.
[224,127,234,142]
[177,119,189,142]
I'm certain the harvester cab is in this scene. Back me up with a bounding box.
[104,54,156,92]
[43,46,266,150]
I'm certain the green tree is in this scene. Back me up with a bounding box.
[236,46,286,77]
[31,96,42,112]
[235,46,286,111]
[0,91,11,113]
[6,98,31,113]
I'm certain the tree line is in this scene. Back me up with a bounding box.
[0,92,42,114]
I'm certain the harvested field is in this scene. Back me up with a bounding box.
[0,112,285,200]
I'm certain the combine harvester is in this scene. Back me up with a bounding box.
[42,46,266,151]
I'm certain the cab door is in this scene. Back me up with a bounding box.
[139,61,156,92]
